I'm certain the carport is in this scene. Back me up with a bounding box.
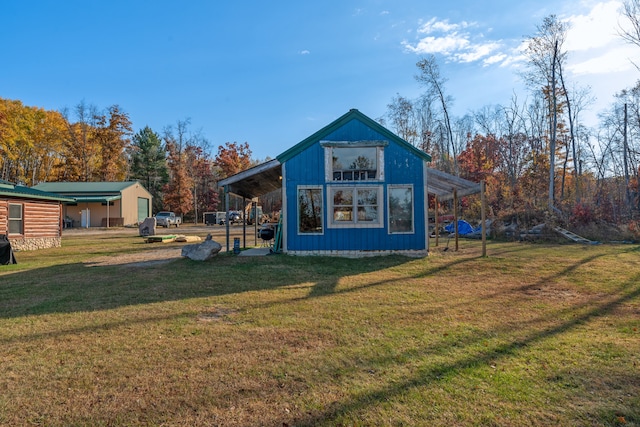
[217,159,283,252]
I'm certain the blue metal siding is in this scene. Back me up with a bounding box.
[285,118,427,253]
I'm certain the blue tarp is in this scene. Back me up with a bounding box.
[444,220,476,235]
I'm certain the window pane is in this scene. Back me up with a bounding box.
[389,187,413,233]
[298,188,323,233]
[332,147,377,181]
[9,204,22,219]
[333,207,352,222]
[357,189,378,206]
[333,189,353,206]
[357,206,378,222]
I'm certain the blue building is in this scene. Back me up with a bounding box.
[219,109,480,257]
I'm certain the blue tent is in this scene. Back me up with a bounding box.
[444,220,475,235]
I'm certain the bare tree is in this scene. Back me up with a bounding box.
[415,55,457,174]
[523,15,569,211]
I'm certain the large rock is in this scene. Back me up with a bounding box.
[181,234,222,261]
[139,217,156,237]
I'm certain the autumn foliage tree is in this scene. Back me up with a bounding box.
[162,121,194,216]
[215,141,252,177]
[94,105,133,181]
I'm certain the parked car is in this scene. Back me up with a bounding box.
[228,211,242,224]
[155,211,182,228]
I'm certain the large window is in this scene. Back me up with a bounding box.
[329,186,383,228]
[322,141,386,182]
[8,203,23,235]
[388,185,414,233]
[332,146,378,181]
[298,187,323,234]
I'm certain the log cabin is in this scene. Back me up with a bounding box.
[0,180,74,251]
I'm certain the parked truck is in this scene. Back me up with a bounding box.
[155,211,182,228]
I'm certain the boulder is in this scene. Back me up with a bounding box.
[139,217,156,237]
[181,234,222,261]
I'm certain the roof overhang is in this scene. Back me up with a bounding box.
[217,159,282,200]
[426,168,482,200]
[68,195,122,204]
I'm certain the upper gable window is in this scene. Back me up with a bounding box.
[321,141,386,182]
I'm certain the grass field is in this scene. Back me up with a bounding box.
[1,233,639,426]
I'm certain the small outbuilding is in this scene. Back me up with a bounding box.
[0,179,75,251]
[219,109,482,257]
[33,181,153,228]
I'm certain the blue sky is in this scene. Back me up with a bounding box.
[2,0,638,161]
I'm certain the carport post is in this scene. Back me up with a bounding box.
[481,180,487,257]
[453,188,459,252]
[434,196,439,247]
[225,186,230,253]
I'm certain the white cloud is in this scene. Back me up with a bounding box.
[562,0,640,78]
[417,17,471,34]
[483,53,508,66]
[567,45,637,74]
[403,34,470,55]
[403,17,505,64]
[564,0,623,51]
[454,42,502,63]
[299,50,310,55]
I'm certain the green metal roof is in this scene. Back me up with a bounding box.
[33,181,139,194]
[0,181,76,202]
[277,109,432,163]
[72,195,122,203]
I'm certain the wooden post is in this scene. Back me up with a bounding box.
[225,187,230,253]
[453,188,459,252]
[434,195,439,247]
[481,180,487,257]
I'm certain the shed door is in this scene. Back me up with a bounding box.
[137,197,149,222]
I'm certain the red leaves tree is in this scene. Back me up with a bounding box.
[162,122,193,216]
[215,142,252,177]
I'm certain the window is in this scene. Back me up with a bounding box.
[329,186,383,228]
[8,203,23,235]
[322,141,386,182]
[298,187,323,234]
[332,146,378,181]
[388,185,414,233]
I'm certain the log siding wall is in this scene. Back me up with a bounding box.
[0,198,63,250]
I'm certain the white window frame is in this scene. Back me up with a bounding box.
[388,185,415,234]
[327,185,384,229]
[321,141,386,183]
[297,185,324,235]
[8,203,23,235]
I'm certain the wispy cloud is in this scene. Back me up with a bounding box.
[299,50,310,55]
[564,0,637,76]
[402,17,508,65]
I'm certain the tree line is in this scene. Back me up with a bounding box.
[0,98,253,219]
[380,9,640,237]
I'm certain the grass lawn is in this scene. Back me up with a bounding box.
[0,234,639,426]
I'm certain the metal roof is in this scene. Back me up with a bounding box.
[72,195,122,203]
[426,168,482,201]
[0,180,76,202]
[217,159,282,200]
[217,110,481,202]
[33,181,140,194]
[277,109,431,164]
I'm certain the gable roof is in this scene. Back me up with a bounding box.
[0,180,75,202]
[33,181,140,195]
[277,109,432,163]
[218,109,481,202]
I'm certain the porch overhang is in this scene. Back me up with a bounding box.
[217,159,282,199]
